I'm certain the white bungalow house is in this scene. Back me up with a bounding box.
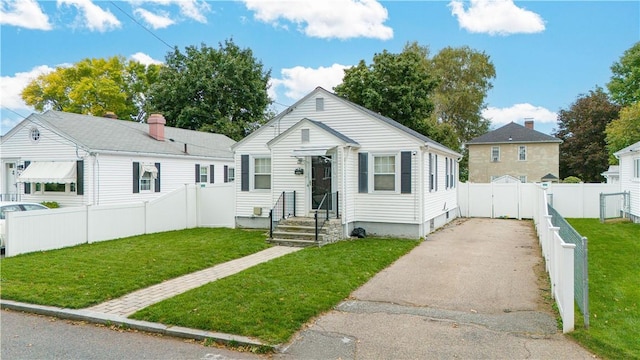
[0,111,235,207]
[231,87,462,239]
[614,141,640,222]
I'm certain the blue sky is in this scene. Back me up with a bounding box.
[1,0,638,137]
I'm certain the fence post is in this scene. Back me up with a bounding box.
[561,241,576,333]
[582,236,590,329]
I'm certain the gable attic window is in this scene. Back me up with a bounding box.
[316,97,324,111]
[30,127,40,142]
[301,129,310,143]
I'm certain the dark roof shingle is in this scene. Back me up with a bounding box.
[466,122,561,144]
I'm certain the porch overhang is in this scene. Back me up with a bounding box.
[291,146,335,157]
[17,161,76,183]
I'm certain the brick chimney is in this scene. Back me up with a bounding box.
[524,119,534,130]
[148,113,166,141]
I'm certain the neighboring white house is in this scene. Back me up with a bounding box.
[614,141,640,222]
[231,87,462,238]
[0,111,235,207]
[601,165,620,184]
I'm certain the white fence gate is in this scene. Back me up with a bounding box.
[458,182,620,219]
[4,183,235,257]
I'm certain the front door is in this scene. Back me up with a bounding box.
[311,156,332,210]
[4,162,18,200]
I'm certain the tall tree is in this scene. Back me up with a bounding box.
[146,40,271,140]
[430,46,496,145]
[334,42,437,134]
[554,87,620,182]
[607,41,640,107]
[605,102,640,163]
[21,56,159,121]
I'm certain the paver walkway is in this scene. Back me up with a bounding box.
[88,246,301,317]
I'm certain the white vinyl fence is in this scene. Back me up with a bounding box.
[4,183,235,257]
[532,185,576,333]
[458,182,620,219]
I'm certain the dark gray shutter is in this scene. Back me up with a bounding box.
[210,165,215,183]
[76,160,84,195]
[401,151,411,194]
[358,152,368,193]
[435,154,438,191]
[24,161,31,194]
[133,162,140,193]
[154,163,161,192]
[224,165,229,183]
[241,155,249,191]
[195,164,200,183]
[445,157,449,189]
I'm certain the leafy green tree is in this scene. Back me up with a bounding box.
[562,176,582,183]
[21,56,159,121]
[146,40,271,140]
[430,46,496,145]
[607,41,640,106]
[605,102,640,163]
[334,42,437,134]
[554,87,620,182]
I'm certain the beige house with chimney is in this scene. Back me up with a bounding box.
[0,111,235,207]
[466,120,562,183]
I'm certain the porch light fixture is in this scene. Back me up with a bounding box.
[294,168,304,175]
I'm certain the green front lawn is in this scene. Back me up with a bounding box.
[131,238,419,344]
[567,219,639,360]
[0,228,270,308]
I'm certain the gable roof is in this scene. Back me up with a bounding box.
[267,118,359,148]
[233,87,461,157]
[613,140,640,156]
[466,122,562,145]
[3,110,234,159]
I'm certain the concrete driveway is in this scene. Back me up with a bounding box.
[276,218,595,359]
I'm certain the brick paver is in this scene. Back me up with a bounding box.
[88,246,301,316]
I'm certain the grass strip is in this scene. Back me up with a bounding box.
[566,219,639,360]
[131,238,419,344]
[0,228,270,308]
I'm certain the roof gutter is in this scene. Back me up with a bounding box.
[87,149,233,162]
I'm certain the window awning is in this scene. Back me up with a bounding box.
[140,163,158,179]
[291,147,333,157]
[18,161,77,183]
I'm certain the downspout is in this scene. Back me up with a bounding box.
[420,145,429,237]
[342,146,350,237]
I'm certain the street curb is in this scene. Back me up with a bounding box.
[1,300,271,349]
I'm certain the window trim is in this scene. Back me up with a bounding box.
[518,145,527,161]
[372,154,397,192]
[253,156,271,190]
[491,146,500,162]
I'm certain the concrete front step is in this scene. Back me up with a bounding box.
[277,224,317,233]
[272,231,321,241]
[268,238,320,247]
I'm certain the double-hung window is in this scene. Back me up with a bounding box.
[199,165,208,183]
[254,158,271,189]
[140,172,153,191]
[491,146,500,162]
[228,167,235,182]
[374,155,395,191]
[429,153,435,191]
[518,146,527,161]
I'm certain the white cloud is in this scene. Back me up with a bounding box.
[130,52,163,65]
[449,0,545,36]
[271,64,350,101]
[243,0,393,40]
[58,0,121,32]
[0,0,52,30]
[482,103,557,126]
[130,0,211,23]
[134,8,175,29]
[0,65,56,111]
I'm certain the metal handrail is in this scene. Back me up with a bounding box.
[314,191,339,242]
[269,191,296,238]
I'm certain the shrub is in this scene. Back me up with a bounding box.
[562,176,582,183]
[40,201,60,208]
